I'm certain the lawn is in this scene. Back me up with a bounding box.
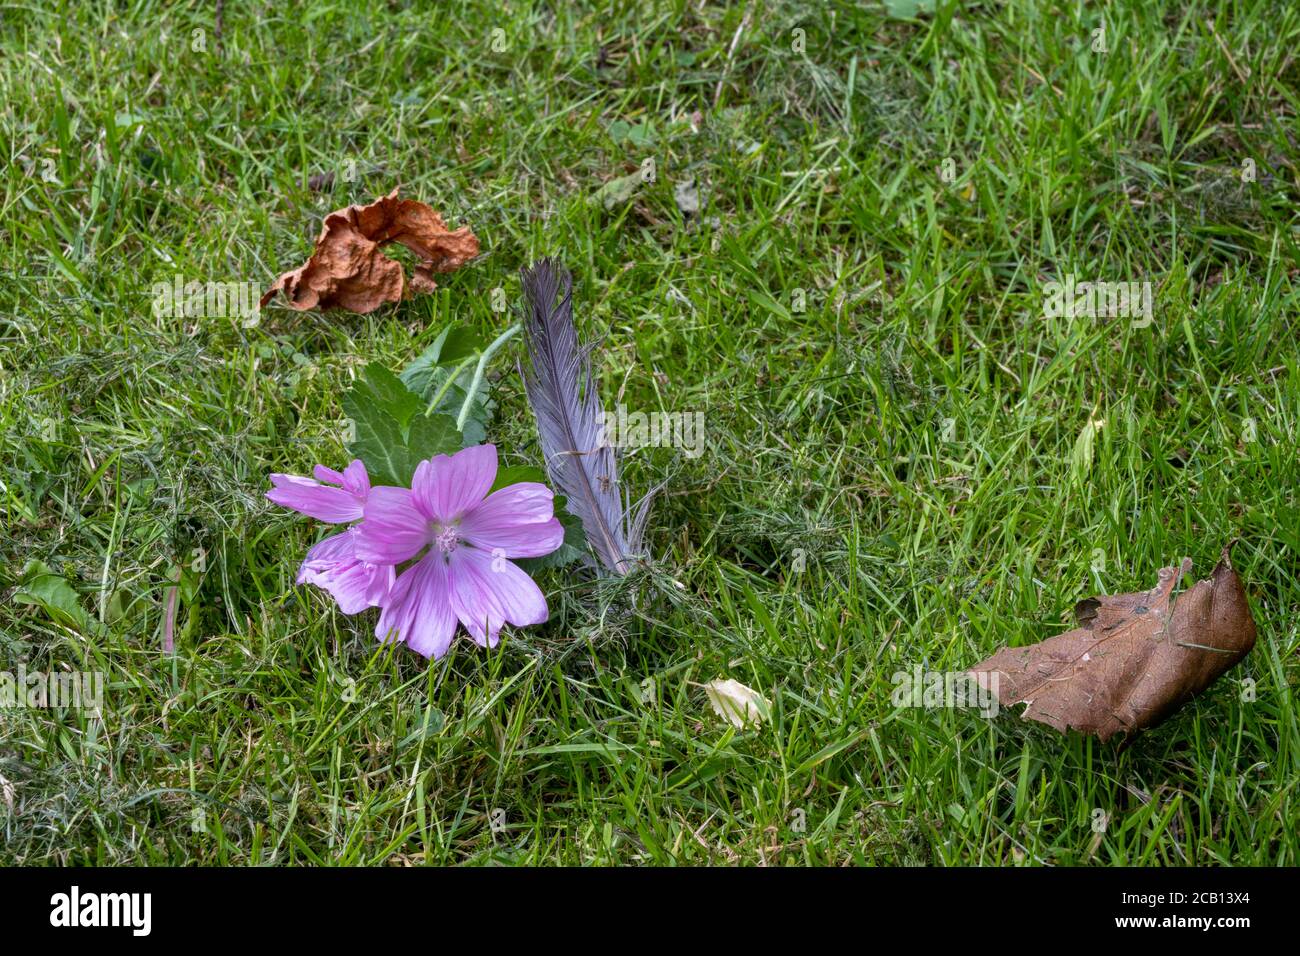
[1,0,1297,866]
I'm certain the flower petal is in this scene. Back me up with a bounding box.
[412,444,498,523]
[295,530,394,615]
[340,459,370,498]
[459,482,564,558]
[364,564,397,607]
[313,464,346,485]
[298,528,355,566]
[267,473,363,523]
[375,553,457,659]
[355,486,429,563]
[446,546,548,648]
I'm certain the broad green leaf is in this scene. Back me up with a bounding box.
[490,465,546,493]
[405,413,462,470]
[400,325,485,397]
[341,385,409,486]
[400,326,496,447]
[357,362,421,433]
[342,356,463,485]
[409,364,494,447]
[14,559,96,633]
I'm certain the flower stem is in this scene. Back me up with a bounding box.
[425,355,477,417]
[456,323,521,431]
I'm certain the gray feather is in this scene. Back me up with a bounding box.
[520,259,650,575]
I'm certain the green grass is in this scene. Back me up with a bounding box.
[2,0,1298,865]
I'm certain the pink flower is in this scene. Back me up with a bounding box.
[296,528,395,615]
[267,459,392,614]
[355,444,564,659]
[267,460,370,523]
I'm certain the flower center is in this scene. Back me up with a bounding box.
[432,523,460,554]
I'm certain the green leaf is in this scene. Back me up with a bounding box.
[399,326,496,447]
[343,321,513,486]
[400,325,485,397]
[408,365,494,446]
[105,586,147,625]
[341,388,408,486]
[397,708,446,749]
[608,119,657,148]
[490,465,546,493]
[357,362,421,432]
[405,413,463,467]
[516,496,588,572]
[593,170,645,209]
[13,559,97,633]
[883,0,935,18]
[341,365,461,486]
[445,373,494,446]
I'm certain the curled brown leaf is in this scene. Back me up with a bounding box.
[970,545,1256,741]
[261,188,479,314]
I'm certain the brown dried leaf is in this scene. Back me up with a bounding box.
[261,188,479,314]
[970,546,1256,741]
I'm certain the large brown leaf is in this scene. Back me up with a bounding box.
[970,547,1256,741]
[261,189,479,313]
